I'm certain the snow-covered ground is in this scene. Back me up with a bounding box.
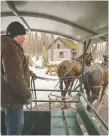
[29,66,59,100]
[29,58,59,100]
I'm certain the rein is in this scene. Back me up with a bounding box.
[26,76,37,110]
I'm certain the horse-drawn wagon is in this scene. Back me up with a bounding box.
[1,1,108,135]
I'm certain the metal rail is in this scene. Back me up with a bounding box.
[31,89,80,92]
[80,39,91,93]
[79,91,108,131]
[5,1,31,31]
[81,31,108,42]
[1,11,100,35]
[32,100,79,103]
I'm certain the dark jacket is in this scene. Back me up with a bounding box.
[1,35,31,108]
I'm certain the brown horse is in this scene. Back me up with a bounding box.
[57,52,93,102]
[83,64,108,110]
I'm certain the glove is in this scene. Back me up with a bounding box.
[25,97,32,105]
[32,73,37,80]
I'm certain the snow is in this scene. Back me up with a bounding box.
[29,66,59,100]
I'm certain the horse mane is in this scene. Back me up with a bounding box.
[78,53,89,58]
[103,55,108,62]
[78,54,83,58]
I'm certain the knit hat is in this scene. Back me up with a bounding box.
[6,21,26,38]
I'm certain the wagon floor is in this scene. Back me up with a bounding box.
[51,108,83,135]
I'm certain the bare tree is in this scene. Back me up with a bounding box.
[33,32,39,60]
[23,32,34,56]
[41,33,49,65]
[23,32,56,63]
[23,32,32,53]
[50,34,55,61]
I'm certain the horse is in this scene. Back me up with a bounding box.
[57,52,93,103]
[101,55,108,67]
[83,64,108,111]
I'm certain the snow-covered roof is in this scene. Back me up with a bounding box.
[1,1,108,43]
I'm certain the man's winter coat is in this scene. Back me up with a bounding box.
[1,35,31,108]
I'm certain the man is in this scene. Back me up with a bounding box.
[1,21,33,135]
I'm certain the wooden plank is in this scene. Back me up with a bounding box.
[51,108,83,135]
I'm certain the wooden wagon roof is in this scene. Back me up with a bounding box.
[1,1,108,43]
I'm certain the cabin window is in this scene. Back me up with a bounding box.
[59,52,64,58]
[72,52,77,57]
[57,44,60,49]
